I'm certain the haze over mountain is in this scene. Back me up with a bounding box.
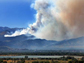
[0,27,84,52]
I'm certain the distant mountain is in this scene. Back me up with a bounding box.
[0,27,57,50]
[0,26,23,35]
[0,26,84,52]
[0,27,10,32]
[0,34,57,50]
[48,37,84,50]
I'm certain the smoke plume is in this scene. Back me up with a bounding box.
[4,29,29,37]
[5,0,84,41]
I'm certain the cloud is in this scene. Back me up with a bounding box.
[5,0,84,41]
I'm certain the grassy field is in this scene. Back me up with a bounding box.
[1,58,83,63]
[2,59,69,63]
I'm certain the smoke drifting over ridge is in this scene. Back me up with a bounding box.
[4,0,84,41]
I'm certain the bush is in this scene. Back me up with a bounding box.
[32,61,50,63]
[32,61,39,63]
[68,60,83,63]
[51,61,60,63]
[0,59,3,63]
[17,61,21,63]
[3,61,7,63]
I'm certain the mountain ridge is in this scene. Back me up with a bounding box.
[0,27,84,52]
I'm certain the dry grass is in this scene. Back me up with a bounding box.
[2,59,69,63]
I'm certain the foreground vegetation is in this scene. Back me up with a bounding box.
[0,56,84,63]
[0,51,84,63]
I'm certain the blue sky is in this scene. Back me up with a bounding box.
[0,0,36,28]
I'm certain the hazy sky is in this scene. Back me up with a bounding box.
[0,0,36,28]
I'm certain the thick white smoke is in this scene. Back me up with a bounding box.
[28,0,73,41]
[4,0,84,41]
[4,29,29,37]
